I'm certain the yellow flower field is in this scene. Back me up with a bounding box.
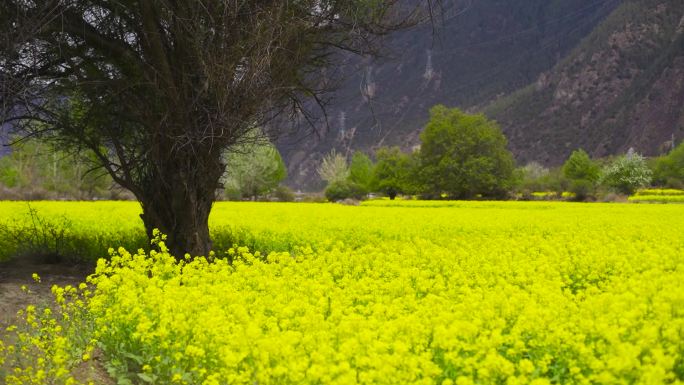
[1,201,684,384]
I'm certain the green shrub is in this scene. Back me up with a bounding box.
[653,142,684,187]
[273,185,295,202]
[568,179,594,201]
[516,163,567,195]
[325,180,366,202]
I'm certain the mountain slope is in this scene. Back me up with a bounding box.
[485,0,684,165]
[279,0,621,189]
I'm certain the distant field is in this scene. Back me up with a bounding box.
[2,199,684,260]
[628,188,684,203]
[1,201,684,384]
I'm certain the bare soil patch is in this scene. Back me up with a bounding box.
[0,255,114,384]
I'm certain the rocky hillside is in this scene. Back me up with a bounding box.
[279,0,622,189]
[0,124,9,156]
[487,0,684,165]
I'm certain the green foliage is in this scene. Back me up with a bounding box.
[324,180,366,202]
[348,151,374,193]
[222,138,287,200]
[515,163,568,198]
[601,150,652,195]
[562,149,600,200]
[317,150,370,201]
[0,156,20,188]
[417,105,515,199]
[563,149,600,182]
[0,137,112,199]
[372,147,415,200]
[653,141,684,188]
[273,185,296,202]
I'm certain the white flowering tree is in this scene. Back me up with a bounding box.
[601,149,652,195]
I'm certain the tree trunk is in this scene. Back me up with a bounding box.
[139,188,214,259]
[136,152,223,259]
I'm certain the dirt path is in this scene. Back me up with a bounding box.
[0,256,93,330]
[0,256,114,384]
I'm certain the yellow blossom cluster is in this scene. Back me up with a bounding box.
[1,284,96,385]
[1,201,684,384]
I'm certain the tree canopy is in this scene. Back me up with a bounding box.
[653,141,684,188]
[562,149,600,200]
[372,146,415,200]
[417,105,515,199]
[348,151,374,193]
[0,0,436,257]
[222,137,286,201]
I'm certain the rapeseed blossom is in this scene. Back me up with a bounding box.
[1,201,683,383]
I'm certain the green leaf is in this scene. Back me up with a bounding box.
[137,372,157,383]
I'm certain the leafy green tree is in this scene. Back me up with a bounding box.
[348,152,374,193]
[562,149,600,200]
[601,149,652,195]
[372,147,416,200]
[222,140,287,201]
[653,141,684,188]
[416,105,515,199]
[563,149,600,182]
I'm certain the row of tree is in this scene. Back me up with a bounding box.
[519,142,684,200]
[0,138,115,200]
[319,105,516,201]
[0,132,293,202]
[2,104,681,203]
[319,105,684,202]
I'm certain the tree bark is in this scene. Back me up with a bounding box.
[139,187,214,259]
[135,150,224,259]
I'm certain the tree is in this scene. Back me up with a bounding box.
[348,151,374,193]
[317,150,350,185]
[0,136,112,198]
[563,149,600,182]
[416,105,515,199]
[372,146,415,200]
[562,149,600,200]
[653,141,684,188]
[515,162,568,198]
[0,1,436,257]
[222,137,287,201]
[601,149,652,195]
